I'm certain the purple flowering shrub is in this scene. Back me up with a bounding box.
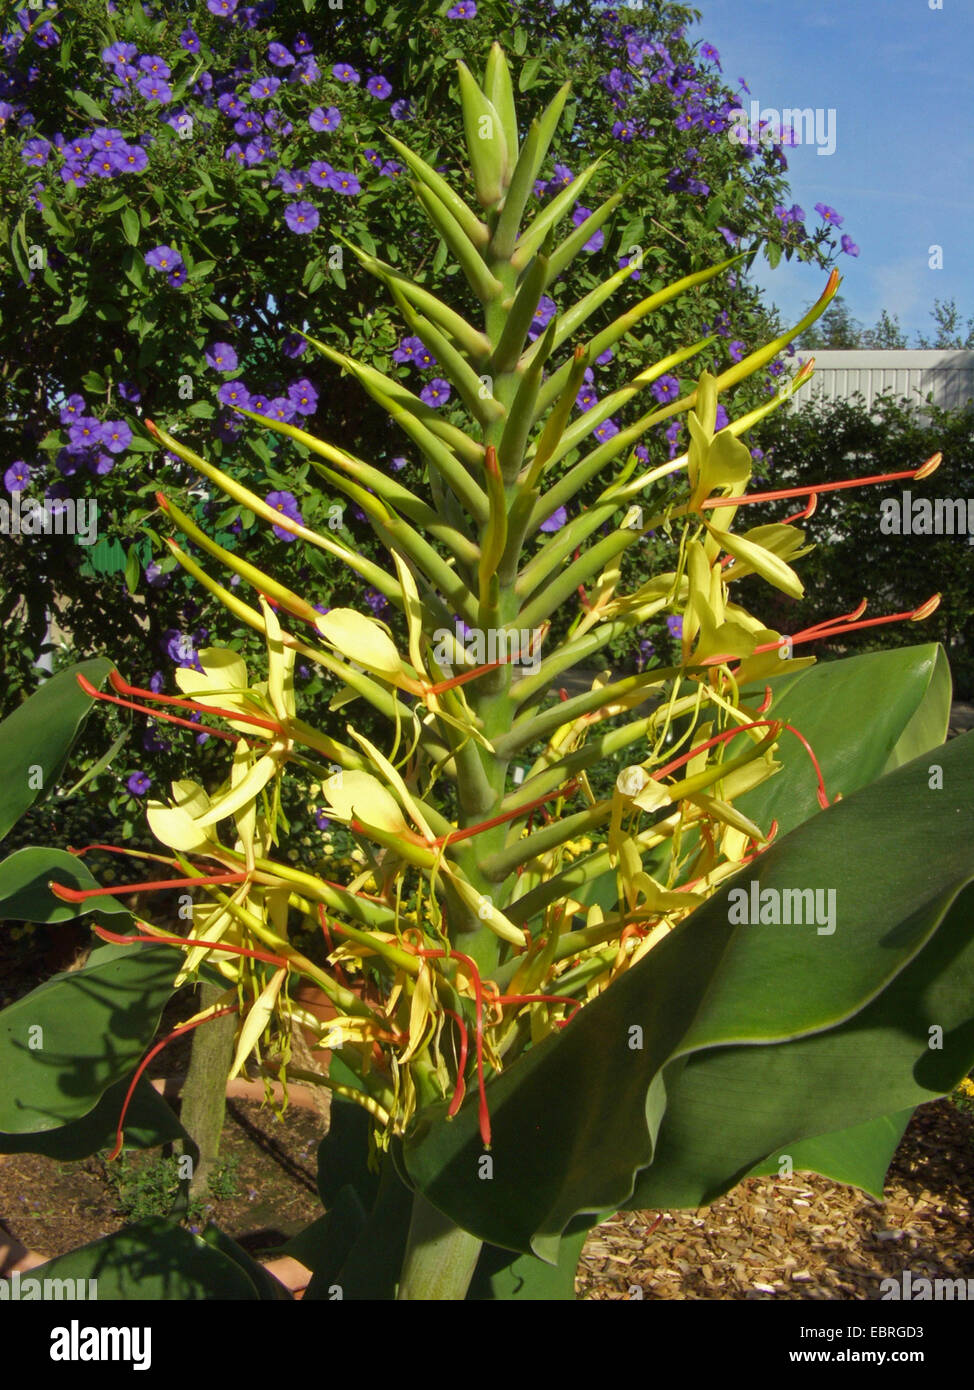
[0,0,851,826]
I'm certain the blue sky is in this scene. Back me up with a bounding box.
[686,0,974,342]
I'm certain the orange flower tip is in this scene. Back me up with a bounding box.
[76,672,99,697]
[851,599,868,620]
[914,453,942,481]
[911,593,941,621]
[144,419,159,438]
[155,491,171,511]
[824,268,841,296]
[573,344,586,361]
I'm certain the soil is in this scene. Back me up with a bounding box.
[1,1088,971,1299]
[3,929,973,1299]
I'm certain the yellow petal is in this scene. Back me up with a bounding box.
[228,967,286,1081]
[322,768,410,835]
[316,608,403,680]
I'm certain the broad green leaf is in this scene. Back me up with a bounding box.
[0,1078,189,1160]
[403,732,974,1255]
[743,1108,915,1199]
[738,644,949,839]
[0,847,131,927]
[0,944,178,1133]
[120,206,140,246]
[28,1219,273,1300]
[0,659,113,840]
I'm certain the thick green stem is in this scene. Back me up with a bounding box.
[179,981,236,1197]
[397,1192,482,1300]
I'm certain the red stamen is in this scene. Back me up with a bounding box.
[701,453,941,512]
[756,686,773,715]
[316,905,349,986]
[76,673,239,743]
[405,943,491,1147]
[90,922,289,970]
[654,720,831,809]
[434,779,579,847]
[442,1008,469,1118]
[107,1005,238,1160]
[782,493,818,525]
[50,872,250,902]
[109,670,284,735]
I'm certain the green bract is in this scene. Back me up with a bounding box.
[4,43,974,1302]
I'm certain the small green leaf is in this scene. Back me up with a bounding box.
[81,370,106,393]
[55,294,87,326]
[123,546,141,594]
[121,206,140,246]
[71,88,105,122]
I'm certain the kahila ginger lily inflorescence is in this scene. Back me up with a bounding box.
[71,45,943,1154]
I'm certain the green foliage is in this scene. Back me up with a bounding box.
[755,394,974,694]
[3,29,973,1306]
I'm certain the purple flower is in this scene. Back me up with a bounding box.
[21,137,51,167]
[380,161,402,180]
[68,417,102,451]
[265,396,296,423]
[244,136,273,165]
[285,201,319,234]
[207,0,238,15]
[99,420,132,454]
[149,670,166,692]
[291,58,320,87]
[266,490,303,541]
[315,809,331,831]
[117,144,150,174]
[4,460,30,492]
[593,419,619,442]
[714,404,729,431]
[332,63,359,84]
[180,29,201,53]
[572,205,604,253]
[365,589,389,615]
[814,203,843,226]
[612,120,635,142]
[636,639,655,672]
[366,75,392,99]
[308,160,333,187]
[249,393,269,415]
[139,54,170,77]
[327,169,360,195]
[841,234,860,257]
[89,151,119,178]
[145,245,183,273]
[250,76,281,99]
[651,374,680,404]
[60,393,87,423]
[390,456,407,472]
[531,295,557,333]
[282,333,307,359]
[206,342,238,372]
[619,253,641,282]
[118,381,141,404]
[268,42,295,67]
[91,127,125,152]
[127,771,151,796]
[700,43,721,68]
[550,163,573,189]
[447,1,477,14]
[102,42,137,67]
[540,506,567,533]
[89,452,115,476]
[218,380,250,408]
[393,335,425,366]
[420,379,451,407]
[224,143,246,165]
[34,22,59,48]
[287,379,318,415]
[576,386,598,412]
[165,629,198,664]
[137,76,171,103]
[310,106,341,132]
[666,615,683,639]
[390,99,413,121]
[167,265,188,288]
[728,340,746,363]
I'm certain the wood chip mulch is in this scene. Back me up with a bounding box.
[575,1098,974,1299]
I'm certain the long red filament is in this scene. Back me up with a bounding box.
[108,670,284,735]
[653,719,830,809]
[76,673,239,743]
[51,872,251,902]
[107,1006,239,1160]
